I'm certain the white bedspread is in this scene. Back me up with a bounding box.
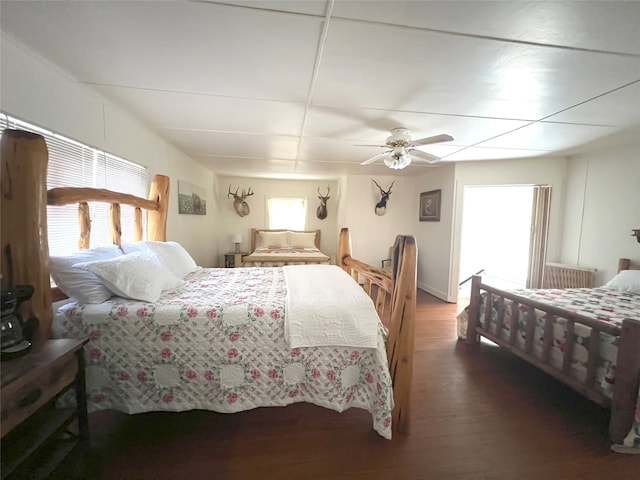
[283,265,380,349]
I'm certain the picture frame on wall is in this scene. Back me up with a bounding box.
[419,189,441,222]
[178,180,207,215]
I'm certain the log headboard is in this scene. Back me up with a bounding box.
[0,129,169,342]
[618,258,639,272]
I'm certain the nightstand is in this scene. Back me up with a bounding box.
[1,338,89,480]
[224,252,249,268]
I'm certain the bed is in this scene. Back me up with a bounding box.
[457,263,640,453]
[0,129,417,439]
[240,228,331,267]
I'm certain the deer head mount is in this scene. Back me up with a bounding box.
[372,180,394,216]
[316,185,330,220]
[227,185,254,217]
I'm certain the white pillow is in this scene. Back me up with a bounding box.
[73,252,182,303]
[604,270,640,294]
[50,245,123,304]
[256,231,288,248]
[120,240,154,256]
[142,241,198,278]
[287,231,317,248]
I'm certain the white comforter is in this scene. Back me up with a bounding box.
[283,265,380,349]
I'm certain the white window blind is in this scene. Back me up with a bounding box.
[0,113,148,256]
[267,197,307,231]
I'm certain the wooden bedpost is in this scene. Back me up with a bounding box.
[1,130,53,343]
[386,235,417,432]
[609,317,640,443]
[78,202,91,250]
[618,258,631,272]
[466,275,482,344]
[338,227,352,273]
[147,174,170,241]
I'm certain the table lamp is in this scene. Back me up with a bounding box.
[232,233,243,253]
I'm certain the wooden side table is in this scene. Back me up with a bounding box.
[1,338,89,480]
[224,252,249,268]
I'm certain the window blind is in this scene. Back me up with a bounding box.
[0,113,148,255]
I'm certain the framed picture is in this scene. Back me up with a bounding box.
[178,180,207,215]
[419,189,441,222]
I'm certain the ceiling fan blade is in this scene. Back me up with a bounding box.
[354,144,387,148]
[409,148,441,163]
[360,152,390,165]
[411,134,454,147]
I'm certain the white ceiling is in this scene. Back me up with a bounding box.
[1,0,639,179]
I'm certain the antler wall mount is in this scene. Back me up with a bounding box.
[316,185,330,220]
[372,180,394,216]
[227,185,254,217]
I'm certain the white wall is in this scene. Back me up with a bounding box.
[338,175,415,268]
[560,132,640,285]
[0,34,218,267]
[215,175,340,266]
[414,165,456,300]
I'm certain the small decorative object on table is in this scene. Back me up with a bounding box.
[231,233,243,253]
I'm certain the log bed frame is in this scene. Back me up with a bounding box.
[465,262,640,444]
[0,129,417,433]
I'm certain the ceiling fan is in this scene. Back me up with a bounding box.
[358,128,454,170]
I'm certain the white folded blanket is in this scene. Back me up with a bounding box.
[283,265,380,349]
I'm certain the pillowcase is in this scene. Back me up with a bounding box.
[256,231,288,248]
[73,252,182,303]
[604,270,640,294]
[120,240,154,256]
[287,231,317,249]
[142,241,198,278]
[50,245,123,304]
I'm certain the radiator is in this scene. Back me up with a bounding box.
[542,262,596,289]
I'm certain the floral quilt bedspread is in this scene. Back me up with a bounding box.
[54,267,394,438]
[457,286,640,452]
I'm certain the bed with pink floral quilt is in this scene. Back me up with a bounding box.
[457,281,640,453]
[53,265,395,439]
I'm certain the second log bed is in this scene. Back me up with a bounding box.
[458,263,640,451]
[241,228,331,267]
[0,129,416,438]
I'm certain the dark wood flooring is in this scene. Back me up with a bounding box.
[83,291,639,479]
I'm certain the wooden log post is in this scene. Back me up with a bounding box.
[78,202,91,250]
[109,203,122,247]
[466,275,482,344]
[0,130,52,343]
[147,174,170,241]
[338,227,352,273]
[133,207,143,242]
[386,235,417,433]
[618,258,631,272]
[609,318,640,443]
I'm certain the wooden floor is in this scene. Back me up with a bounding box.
[83,291,639,479]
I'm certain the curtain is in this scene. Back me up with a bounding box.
[526,185,552,288]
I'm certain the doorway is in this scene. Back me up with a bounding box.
[458,185,534,300]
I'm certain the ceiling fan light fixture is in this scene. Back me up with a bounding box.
[384,153,411,170]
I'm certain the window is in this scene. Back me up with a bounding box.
[0,114,148,256]
[267,197,306,231]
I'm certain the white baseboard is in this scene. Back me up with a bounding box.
[417,282,456,303]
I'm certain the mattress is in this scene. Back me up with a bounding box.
[53,266,394,438]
